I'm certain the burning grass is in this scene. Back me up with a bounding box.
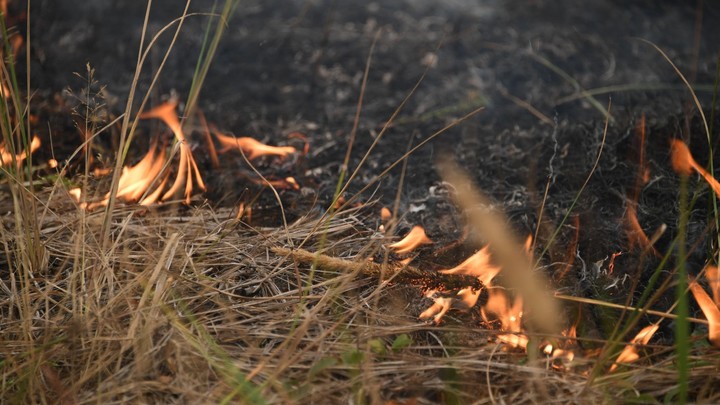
[4,1,720,404]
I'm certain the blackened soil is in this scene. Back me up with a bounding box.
[24,1,720,338]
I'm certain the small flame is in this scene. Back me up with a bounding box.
[419,288,480,324]
[68,187,82,202]
[705,265,720,304]
[543,326,577,362]
[671,139,720,197]
[689,279,720,347]
[140,100,205,203]
[482,289,527,349]
[88,139,168,209]
[440,246,501,287]
[215,130,296,160]
[610,324,658,371]
[389,226,432,255]
[380,207,392,222]
[0,135,40,167]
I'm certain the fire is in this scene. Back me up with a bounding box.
[689,278,720,347]
[671,139,720,197]
[440,246,501,287]
[214,130,296,160]
[610,324,658,371]
[481,289,527,349]
[419,288,480,324]
[0,135,40,167]
[253,176,300,190]
[543,326,577,362]
[389,226,432,255]
[139,100,205,203]
[89,139,168,208]
[380,207,392,222]
[706,265,720,303]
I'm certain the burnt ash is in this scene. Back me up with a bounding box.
[27,0,720,337]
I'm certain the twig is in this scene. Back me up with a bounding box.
[272,247,483,292]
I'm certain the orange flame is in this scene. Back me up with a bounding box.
[610,324,658,371]
[90,139,169,208]
[419,288,480,324]
[380,207,392,222]
[140,100,205,203]
[689,279,720,348]
[215,130,296,160]
[440,246,501,287]
[0,135,40,167]
[671,139,720,197]
[706,265,720,304]
[389,226,432,255]
[543,325,577,362]
[482,289,527,349]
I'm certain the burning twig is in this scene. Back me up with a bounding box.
[272,246,483,292]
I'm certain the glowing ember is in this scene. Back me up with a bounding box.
[689,279,720,348]
[253,176,300,190]
[389,226,432,255]
[481,289,527,349]
[140,100,205,203]
[440,246,501,287]
[610,324,658,371]
[671,139,720,197]
[215,130,296,160]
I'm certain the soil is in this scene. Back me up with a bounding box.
[23,1,720,340]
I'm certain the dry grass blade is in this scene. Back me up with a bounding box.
[436,159,562,336]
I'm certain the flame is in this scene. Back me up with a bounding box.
[68,187,82,202]
[671,139,720,197]
[89,139,168,208]
[419,288,480,324]
[380,207,392,222]
[705,265,720,304]
[215,130,296,160]
[389,226,432,255]
[624,115,657,254]
[481,289,527,349]
[440,246,501,287]
[543,326,577,362]
[625,203,655,253]
[0,135,40,167]
[140,100,205,203]
[689,279,720,347]
[610,324,658,371]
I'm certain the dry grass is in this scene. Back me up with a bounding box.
[2,187,720,404]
